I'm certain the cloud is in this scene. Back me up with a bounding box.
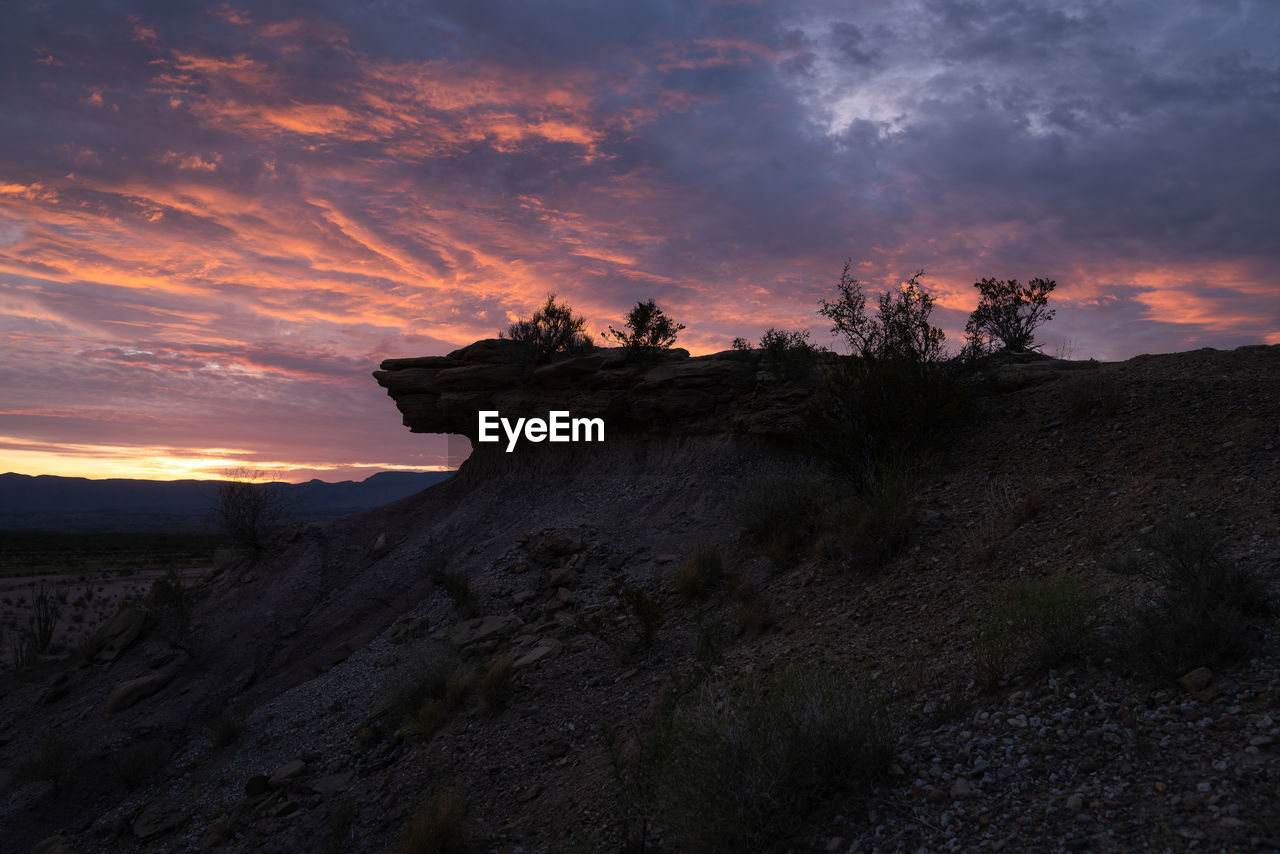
[1,0,1277,479]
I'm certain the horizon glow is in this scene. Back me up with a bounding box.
[2,2,1278,481]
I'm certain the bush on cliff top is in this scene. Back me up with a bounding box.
[502,293,594,362]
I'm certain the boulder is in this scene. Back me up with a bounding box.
[268,759,306,787]
[512,638,563,669]
[106,671,173,713]
[132,798,187,839]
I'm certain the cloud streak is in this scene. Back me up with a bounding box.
[2,0,1277,479]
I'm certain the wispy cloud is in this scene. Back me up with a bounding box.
[2,0,1277,479]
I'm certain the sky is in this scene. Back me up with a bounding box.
[2,0,1278,481]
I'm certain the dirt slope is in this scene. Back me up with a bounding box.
[1,345,1278,853]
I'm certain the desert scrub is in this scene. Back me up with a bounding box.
[734,465,836,564]
[1110,511,1271,678]
[430,567,474,618]
[731,573,772,636]
[1065,371,1121,418]
[973,575,1102,689]
[634,663,892,853]
[9,581,61,671]
[386,645,472,737]
[674,542,724,600]
[108,739,167,790]
[397,791,467,854]
[820,457,927,571]
[14,733,77,795]
[963,477,1046,566]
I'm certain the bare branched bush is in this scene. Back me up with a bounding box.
[212,468,293,554]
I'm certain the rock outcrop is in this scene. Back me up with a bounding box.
[373,338,828,444]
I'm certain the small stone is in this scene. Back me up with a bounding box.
[1066,794,1084,811]
[950,779,973,799]
[826,837,845,852]
[106,671,174,713]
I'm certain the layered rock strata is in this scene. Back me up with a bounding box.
[373,338,826,443]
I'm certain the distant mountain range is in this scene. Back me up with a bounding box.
[0,471,452,531]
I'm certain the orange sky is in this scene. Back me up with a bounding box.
[2,2,1277,481]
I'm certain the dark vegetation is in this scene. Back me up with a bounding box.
[964,276,1057,355]
[502,293,594,362]
[1109,512,1273,679]
[612,664,892,853]
[0,530,221,577]
[213,468,294,554]
[606,298,685,358]
[4,272,1273,853]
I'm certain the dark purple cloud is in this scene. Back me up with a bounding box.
[1,0,1277,479]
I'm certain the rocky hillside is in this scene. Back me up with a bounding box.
[1,344,1278,853]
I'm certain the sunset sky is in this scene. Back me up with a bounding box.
[2,1,1277,481]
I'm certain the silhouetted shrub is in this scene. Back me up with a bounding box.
[606,298,685,358]
[759,328,819,378]
[806,355,966,479]
[636,664,892,853]
[398,791,467,854]
[213,468,293,554]
[819,262,945,364]
[502,293,594,362]
[964,276,1057,354]
[810,263,962,475]
[973,576,1102,689]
